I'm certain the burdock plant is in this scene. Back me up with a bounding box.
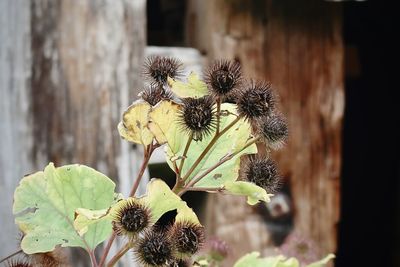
[1,58,334,267]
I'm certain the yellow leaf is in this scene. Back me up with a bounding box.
[168,72,208,98]
[148,100,188,154]
[118,100,154,146]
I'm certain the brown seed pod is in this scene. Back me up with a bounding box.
[30,248,71,267]
[259,113,288,149]
[205,60,242,97]
[237,81,276,120]
[243,157,281,193]
[111,198,151,238]
[179,96,216,141]
[135,230,174,267]
[143,56,183,85]
[140,85,174,106]
[5,260,32,267]
[169,221,205,258]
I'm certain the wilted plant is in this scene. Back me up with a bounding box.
[1,57,333,267]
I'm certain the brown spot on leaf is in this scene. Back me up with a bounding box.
[213,173,222,179]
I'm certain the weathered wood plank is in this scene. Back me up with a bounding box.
[0,0,33,257]
[187,0,343,265]
[1,1,146,265]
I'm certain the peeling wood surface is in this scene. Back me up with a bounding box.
[0,0,33,257]
[187,0,343,265]
[0,1,146,265]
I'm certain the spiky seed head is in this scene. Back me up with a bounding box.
[237,81,275,120]
[169,221,205,258]
[205,60,242,96]
[5,260,32,267]
[111,199,150,238]
[140,85,174,106]
[136,230,174,267]
[260,113,288,149]
[244,157,280,193]
[143,56,183,85]
[30,248,69,267]
[179,96,216,141]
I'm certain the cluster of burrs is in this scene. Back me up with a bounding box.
[111,199,204,267]
[141,56,288,194]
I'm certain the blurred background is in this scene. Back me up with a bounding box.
[0,0,398,266]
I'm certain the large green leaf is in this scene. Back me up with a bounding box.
[165,103,268,204]
[13,163,116,253]
[167,103,257,186]
[148,101,268,205]
[233,252,335,267]
[168,72,208,98]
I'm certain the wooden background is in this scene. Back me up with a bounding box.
[186,0,343,265]
[1,0,343,266]
[0,1,146,265]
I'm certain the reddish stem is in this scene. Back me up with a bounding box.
[99,143,157,267]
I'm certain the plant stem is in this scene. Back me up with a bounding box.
[178,133,193,177]
[186,186,224,192]
[106,242,132,267]
[100,143,157,267]
[179,136,260,196]
[181,116,241,182]
[89,249,99,267]
[215,97,221,134]
[129,143,154,197]
[0,249,23,263]
[98,233,116,267]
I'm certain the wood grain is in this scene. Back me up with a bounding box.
[187,0,343,265]
[1,1,146,265]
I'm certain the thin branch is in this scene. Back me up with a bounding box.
[106,242,132,267]
[185,186,224,192]
[178,133,193,177]
[129,144,153,197]
[98,233,116,267]
[173,160,180,190]
[0,249,23,263]
[215,97,221,134]
[180,137,260,196]
[181,116,241,182]
[89,249,99,267]
[100,142,157,267]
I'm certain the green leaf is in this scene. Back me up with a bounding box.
[74,208,111,236]
[141,179,200,224]
[166,103,257,187]
[149,101,267,205]
[224,181,272,205]
[168,72,208,98]
[234,252,285,267]
[233,252,335,267]
[306,254,335,267]
[13,163,116,253]
[118,100,154,146]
